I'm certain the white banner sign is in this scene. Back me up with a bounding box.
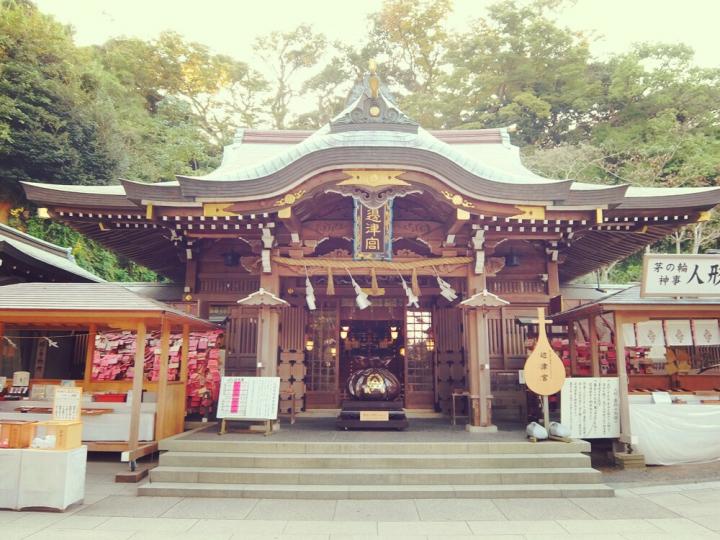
[560,377,620,439]
[642,254,720,297]
[216,376,280,420]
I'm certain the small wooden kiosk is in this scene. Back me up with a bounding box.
[0,282,216,467]
[553,284,720,462]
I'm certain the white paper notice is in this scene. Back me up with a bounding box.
[560,377,620,439]
[52,387,82,421]
[216,377,280,420]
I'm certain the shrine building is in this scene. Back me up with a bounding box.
[22,65,720,429]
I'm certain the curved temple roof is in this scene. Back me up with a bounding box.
[20,66,720,282]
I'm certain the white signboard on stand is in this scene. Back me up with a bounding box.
[642,254,720,297]
[561,377,620,438]
[216,377,280,420]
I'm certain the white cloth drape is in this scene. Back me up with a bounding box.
[636,320,665,347]
[665,320,692,346]
[630,404,720,465]
[693,319,720,345]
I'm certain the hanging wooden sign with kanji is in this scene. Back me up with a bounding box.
[523,307,566,396]
[353,199,392,260]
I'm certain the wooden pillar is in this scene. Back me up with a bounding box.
[589,315,600,377]
[0,322,4,391]
[179,324,190,384]
[259,272,280,377]
[466,269,494,430]
[83,324,97,385]
[155,318,171,440]
[128,321,146,453]
[613,312,633,446]
[568,321,578,376]
[546,259,560,297]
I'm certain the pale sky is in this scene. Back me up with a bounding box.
[34,0,720,69]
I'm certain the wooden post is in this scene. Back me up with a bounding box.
[0,322,4,391]
[568,321,578,376]
[155,318,171,440]
[477,309,493,427]
[547,259,560,297]
[613,312,633,447]
[128,321,146,454]
[589,315,600,377]
[259,272,280,377]
[180,324,190,384]
[83,324,97,385]
[466,269,494,430]
[466,308,480,424]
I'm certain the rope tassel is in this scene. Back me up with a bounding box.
[411,268,421,297]
[326,266,335,295]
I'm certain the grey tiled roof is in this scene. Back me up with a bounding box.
[0,223,103,282]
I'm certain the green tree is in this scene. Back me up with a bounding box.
[0,0,120,203]
[367,0,452,127]
[253,24,328,129]
[445,0,601,144]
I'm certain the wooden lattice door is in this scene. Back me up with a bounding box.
[404,309,436,409]
[225,307,258,376]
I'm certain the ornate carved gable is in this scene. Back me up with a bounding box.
[330,61,418,133]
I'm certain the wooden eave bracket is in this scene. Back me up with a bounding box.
[444,208,470,247]
[278,206,302,245]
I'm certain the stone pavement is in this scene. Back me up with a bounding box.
[1,459,719,540]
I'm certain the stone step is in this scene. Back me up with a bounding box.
[159,451,591,469]
[159,439,591,455]
[149,466,603,486]
[139,481,614,499]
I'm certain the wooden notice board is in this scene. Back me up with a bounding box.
[216,377,280,421]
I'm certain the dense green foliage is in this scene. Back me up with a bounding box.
[1,0,718,283]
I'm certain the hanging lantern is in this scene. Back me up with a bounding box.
[426,337,435,352]
[305,339,314,352]
[390,326,399,341]
[340,325,350,340]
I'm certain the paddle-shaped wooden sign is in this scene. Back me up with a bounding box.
[523,307,566,396]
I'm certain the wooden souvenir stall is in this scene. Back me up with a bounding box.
[553,283,720,465]
[0,282,216,467]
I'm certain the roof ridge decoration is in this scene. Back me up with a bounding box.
[330,60,419,134]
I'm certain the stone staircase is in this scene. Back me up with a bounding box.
[138,437,613,499]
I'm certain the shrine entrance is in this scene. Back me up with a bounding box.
[301,293,437,410]
[338,319,405,404]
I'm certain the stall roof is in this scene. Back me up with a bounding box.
[553,284,720,322]
[0,223,102,283]
[0,282,215,329]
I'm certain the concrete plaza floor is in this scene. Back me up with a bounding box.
[1,457,719,540]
